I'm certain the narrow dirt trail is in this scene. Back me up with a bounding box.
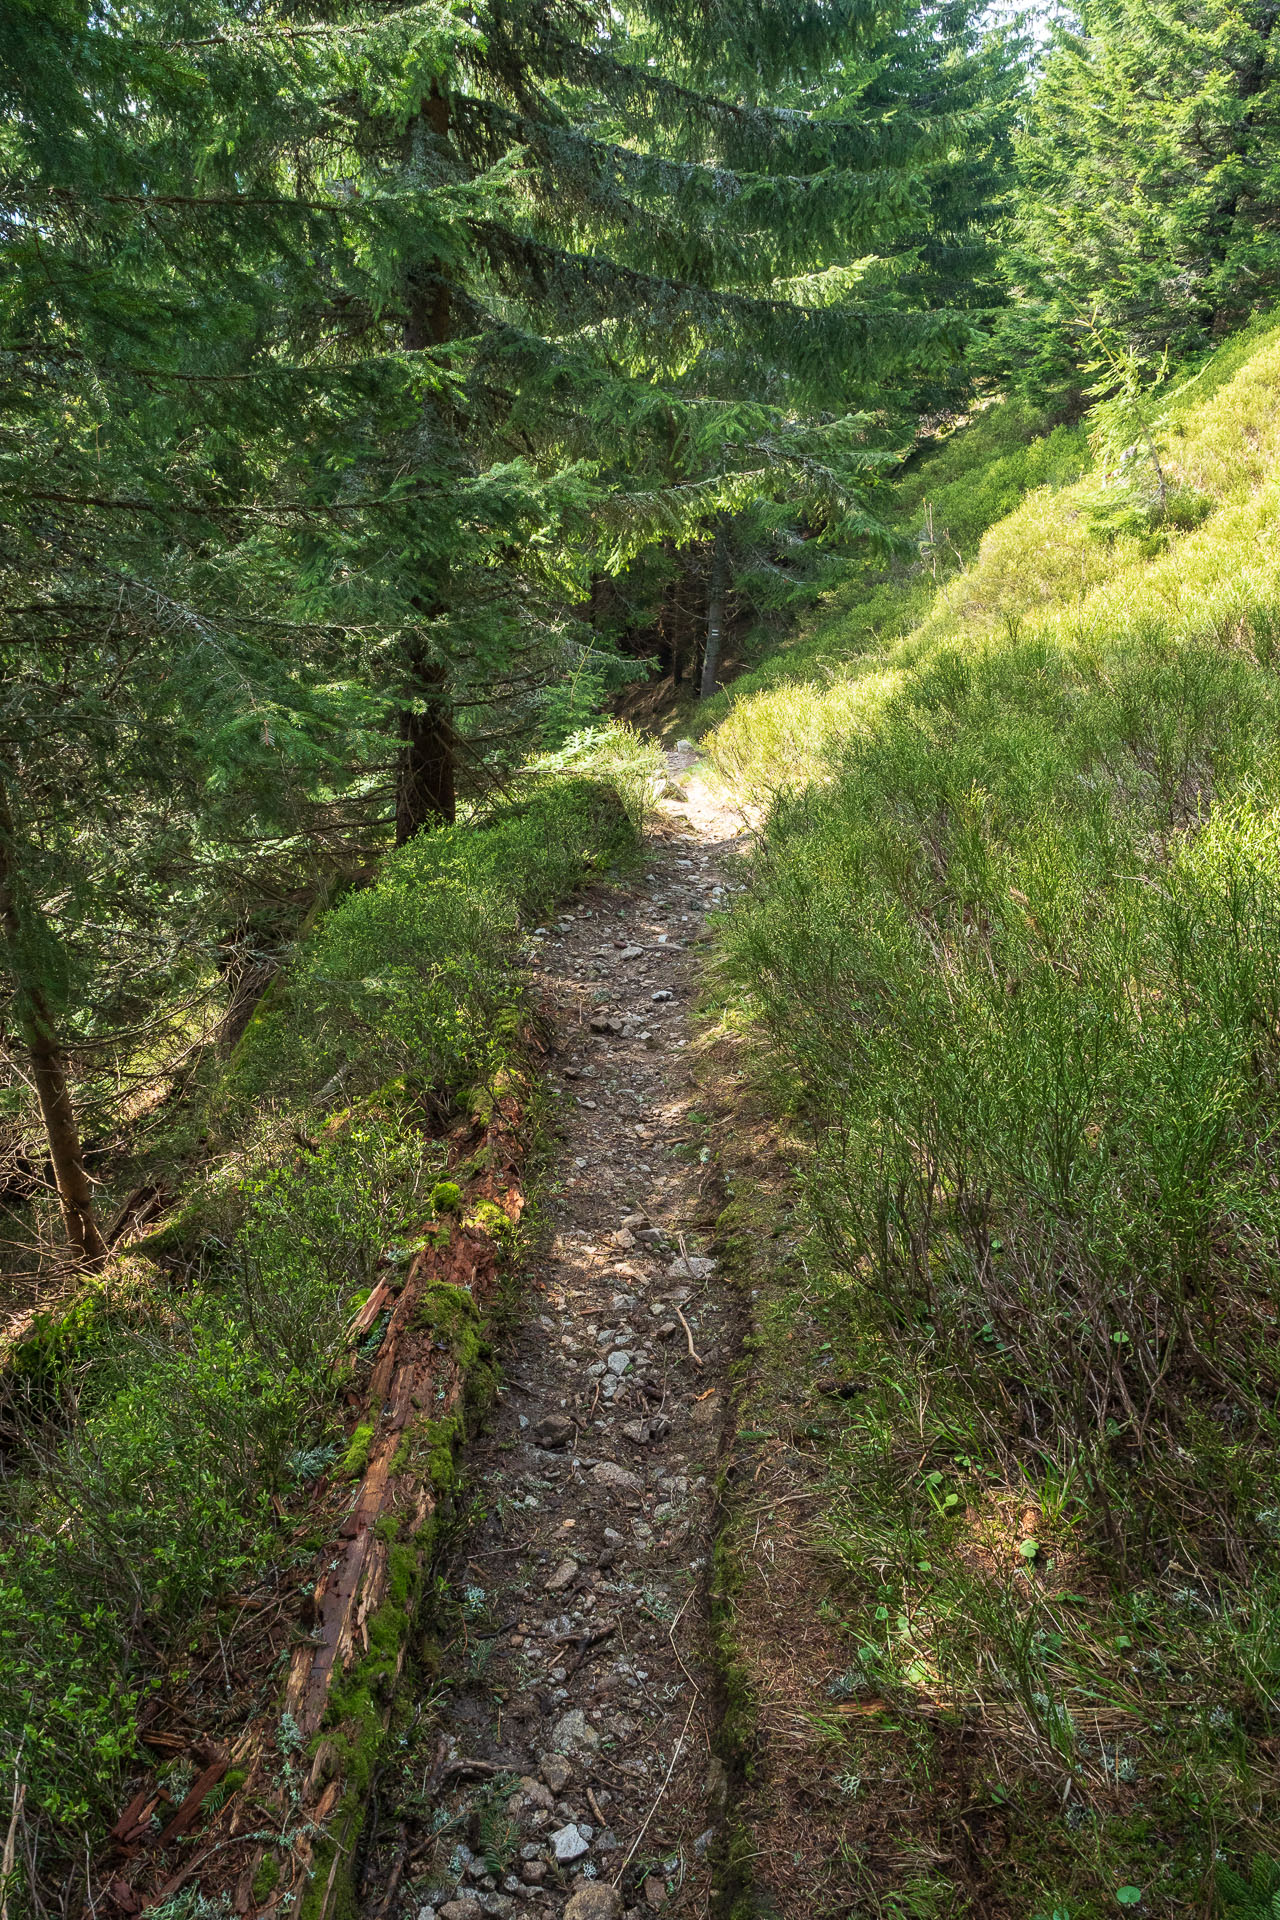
[358,751,748,1920]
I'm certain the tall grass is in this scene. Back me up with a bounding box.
[716,320,1280,1910]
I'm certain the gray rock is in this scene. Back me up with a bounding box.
[668,1254,715,1280]
[593,1460,642,1493]
[543,1557,577,1593]
[532,1412,576,1449]
[539,1752,573,1791]
[549,1708,599,1755]
[563,1890,624,1920]
[550,1821,592,1862]
[606,1350,631,1376]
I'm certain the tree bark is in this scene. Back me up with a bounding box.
[395,657,457,841]
[403,81,451,353]
[700,521,730,698]
[395,80,456,843]
[0,783,106,1265]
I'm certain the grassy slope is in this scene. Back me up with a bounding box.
[706,318,1280,1919]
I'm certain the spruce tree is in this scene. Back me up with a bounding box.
[1001,0,1280,387]
[0,0,407,1257]
[231,0,983,824]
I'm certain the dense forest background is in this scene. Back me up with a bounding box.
[6,0,1280,1278]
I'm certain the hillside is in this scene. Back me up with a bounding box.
[701,315,1280,1917]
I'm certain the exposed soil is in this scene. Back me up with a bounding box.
[356,750,750,1920]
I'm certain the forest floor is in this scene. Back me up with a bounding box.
[355,748,750,1920]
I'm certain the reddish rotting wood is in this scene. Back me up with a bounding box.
[90,1100,527,1920]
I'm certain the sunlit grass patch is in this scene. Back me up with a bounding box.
[711,318,1280,1912]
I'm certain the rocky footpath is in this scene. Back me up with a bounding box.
[356,751,748,1920]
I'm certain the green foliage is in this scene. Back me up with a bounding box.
[999,0,1280,389]
[0,1111,418,1836]
[1218,1857,1280,1917]
[523,724,665,831]
[711,315,1280,1914]
[1075,329,1216,546]
[225,774,633,1118]
[0,771,634,1869]
[235,1123,427,1393]
[704,395,1090,794]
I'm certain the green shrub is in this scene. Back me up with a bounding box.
[713,319,1280,1910]
[233,1120,427,1397]
[523,721,665,828]
[225,774,633,1116]
[0,773,637,1862]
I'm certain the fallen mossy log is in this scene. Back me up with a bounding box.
[92,1104,526,1920]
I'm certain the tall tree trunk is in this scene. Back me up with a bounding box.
[700,520,730,699]
[395,657,457,842]
[396,80,456,843]
[0,783,106,1265]
[403,80,451,354]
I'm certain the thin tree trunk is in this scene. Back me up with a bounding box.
[0,783,106,1266]
[700,521,730,698]
[395,80,456,842]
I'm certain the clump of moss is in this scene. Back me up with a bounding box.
[411,1281,481,1347]
[252,1855,281,1902]
[340,1420,376,1480]
[464,1198,515,1247]
[429,1180,462,1215]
